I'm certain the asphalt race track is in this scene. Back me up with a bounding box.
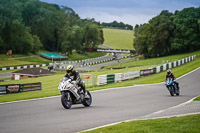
[0,68,200,133]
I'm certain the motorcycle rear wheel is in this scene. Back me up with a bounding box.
[61,92,72,109]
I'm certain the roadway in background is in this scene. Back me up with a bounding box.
[0,67,199,133]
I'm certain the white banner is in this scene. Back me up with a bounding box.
[169,63,172,69]
[122,71,140,81]
[163,64,167,71]
[173,61,177,67]
[97,75,107,86]
[115,73,122,82]
[156,66,160,73]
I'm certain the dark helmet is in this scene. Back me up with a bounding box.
[167,69,171,75]
[66,65,74,74]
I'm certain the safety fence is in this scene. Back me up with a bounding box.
[0,82,42,95]
[0,54,114,71]
[0,63,50,71]
[53,54,114,71]
[81,74,96,87]
[97,55,195,86]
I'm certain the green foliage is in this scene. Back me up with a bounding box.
[0,0,103,54]
[61,25,83,54]
[171,7,200,52]
[0,52,106,68]
[134,7,200,58]
[102,21,133,30]
[0,51,199,102]
[194,96,200,101]
[83,21,102,48]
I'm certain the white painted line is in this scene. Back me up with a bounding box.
[0,95,60,105]
[1,67,199,105]
[177,67,200,80]
[81,112,200,132]
[142,96,199,117]
[134,67,200,87]
[81,96,200,133]
[140,112,200,120]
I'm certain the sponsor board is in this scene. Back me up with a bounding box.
[0,85,7,94]
[122,71,140,81]
[140,69,152,76]
[7,85,20,93]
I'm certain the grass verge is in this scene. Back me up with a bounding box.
[103,28,134,50]
[0,53,199,103]
[83,114,200,133]
[85,51,200,77]
[194,96,200,101]
[0,52,200,103]
[0,52,106,68]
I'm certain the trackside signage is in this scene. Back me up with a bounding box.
[0,82,42,95]
[140,69,152,76]
[7,85,20,93]
[122,71,140,81]
[97,49,131,53]
[0,86,7,94]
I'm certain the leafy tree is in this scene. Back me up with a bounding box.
[83,22,101,48]
[134,7,200,58]
[147,10,174,57]
[0,0,42,54]
[134,10,174,58]
[134,23,151,58]
[101,21,133,30]
[0,0,104,55]
[170,7,200,52]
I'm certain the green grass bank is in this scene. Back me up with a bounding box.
[0,51,199,103]
[83,114,200,133]
[103,28,134,50]
[0,52,106,68]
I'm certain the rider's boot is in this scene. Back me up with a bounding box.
[81,84,89,99]
[84,91,89,99]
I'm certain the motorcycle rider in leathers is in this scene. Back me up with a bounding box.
[165,69,179,89]
[65,65,89,99]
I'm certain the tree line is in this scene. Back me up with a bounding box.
[101,21,133,30]
[134,7,200,58]
[0,0,104,55]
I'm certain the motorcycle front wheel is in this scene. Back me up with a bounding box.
[82,91,92,107]
[61,92,72,109]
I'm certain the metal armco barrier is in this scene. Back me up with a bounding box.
[0,82,42,95]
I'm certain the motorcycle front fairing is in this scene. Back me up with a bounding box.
[165,78,177,92]
[58,77,80,100]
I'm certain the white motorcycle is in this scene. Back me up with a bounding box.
[58,77,92,109]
